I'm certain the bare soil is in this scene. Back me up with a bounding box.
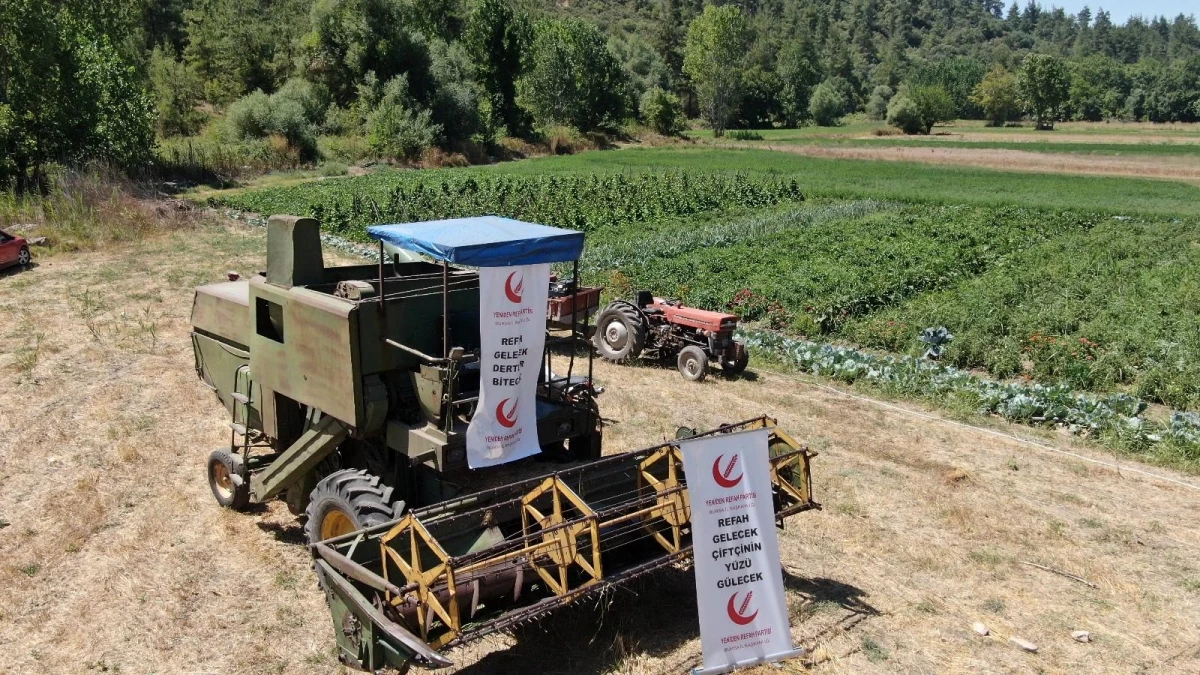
[890,130,1200,146]
[755,143,1200,184]
[1,223,1198,674]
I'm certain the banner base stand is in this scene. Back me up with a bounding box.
[691,647,807,675]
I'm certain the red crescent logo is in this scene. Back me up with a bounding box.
[712,454,743,489]
[495,398,518,428]
[504,271,524,304]
[727,591,758,626]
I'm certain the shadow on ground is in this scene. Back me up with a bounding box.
[783,568,879,618]
[452,567,700,674]
[452,567,877,674]
[256,518,308,545]
[0,261,39,278]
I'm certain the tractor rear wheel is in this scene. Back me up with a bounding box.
[207,449,250,511]
[594,302,646,362]
[304,469,401,545]
[722,347,749,375]
[677,346,709,382]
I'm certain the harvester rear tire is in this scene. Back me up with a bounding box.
[677,346,709,382]
[304,469,399,546]
[207,449,250,511]
[594,302,646,362]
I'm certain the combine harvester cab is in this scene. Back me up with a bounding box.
[313,417,818,671]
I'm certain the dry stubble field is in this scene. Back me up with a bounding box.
[1,220,1198,674]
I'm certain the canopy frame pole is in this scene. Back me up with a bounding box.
[378,241,388,341]
[443,260,453,434]
[566,260,578,382]
[442,261,449,359]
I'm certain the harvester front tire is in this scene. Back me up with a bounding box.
[207,449,250,511]
[594,302,646,362]
[677,346,709,382]
[304,469,399,545]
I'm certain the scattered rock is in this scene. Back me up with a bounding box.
[27,236,47,246]
[1009,636,1038,652]
[972,622,989,636]
[1072,630,1091,643]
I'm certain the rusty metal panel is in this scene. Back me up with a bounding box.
[249,277,362,427]
[191,280,250,347]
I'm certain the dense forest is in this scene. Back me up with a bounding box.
[2,0,1198,186]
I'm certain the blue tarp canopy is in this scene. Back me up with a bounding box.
[367,216,585,267]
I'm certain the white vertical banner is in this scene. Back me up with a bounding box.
[466,263,550,468]
[680,427,801,674]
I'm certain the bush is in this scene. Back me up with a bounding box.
[639,87,686,136]
[886,93,923,134]
[366,76,441,160]
[809,80,845,126]
[887,85,955,134]
[866,85,893,121]
[273,78,328,126]
[226,88,318,157]
[727,129,763,140]
[227,90,274,139]
[317,161,348,177]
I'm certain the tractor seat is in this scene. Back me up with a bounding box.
[542,368,602,397]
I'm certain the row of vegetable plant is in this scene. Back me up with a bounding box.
[215,170,805,238]
[741,329,1200,468]
[841,216,1200,410]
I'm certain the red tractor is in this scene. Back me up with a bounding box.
[593,291,749,381]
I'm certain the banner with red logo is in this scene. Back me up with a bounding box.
[466,264,550,468]
[680,427,801,674]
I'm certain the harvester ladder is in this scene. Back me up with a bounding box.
[229,365,253,458]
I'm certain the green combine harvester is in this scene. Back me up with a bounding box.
[190,215,818,670]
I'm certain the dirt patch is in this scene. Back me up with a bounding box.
[882,131,1200,145]
[757,143,1200,184]
[1,223,1198,673]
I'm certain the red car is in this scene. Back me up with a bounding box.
[0,228,31,270]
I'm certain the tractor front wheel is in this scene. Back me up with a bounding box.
[722,347,750,375]
[677,346,709,382]
[304,469,401,545]
[594,302,647,362]
[207,449,250,511]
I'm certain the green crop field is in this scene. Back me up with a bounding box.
[487,148,1200,217]
[219,144,1200,468]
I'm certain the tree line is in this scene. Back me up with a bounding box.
[2,0,1198,188]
